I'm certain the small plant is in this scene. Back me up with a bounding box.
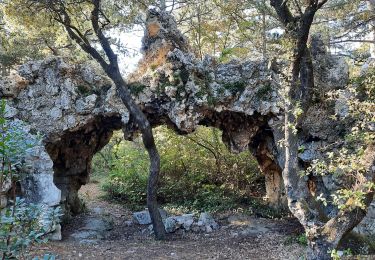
[128,82,147,95]
[222,81,246,95]
[0,198,62,259]
[330,248,352,260]
[76,85,93,96]
[283,233,307,246]
[255,84,273,99]
[0,100,61,259]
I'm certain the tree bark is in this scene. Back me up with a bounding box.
[261,0,267,60]
[306,238,334,260]
[108,69,167,240]
[270,1,336,258]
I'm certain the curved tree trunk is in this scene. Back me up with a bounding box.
[110,70,166,240]
[369,0,375,58]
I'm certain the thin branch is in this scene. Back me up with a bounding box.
[91,0,118,70]
[330,39,375,44]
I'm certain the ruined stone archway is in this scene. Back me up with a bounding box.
[1,9,374,237]
[0,9,289,215]
[46,115,123,215]
[47,110,285,216]
[0,54,284,215]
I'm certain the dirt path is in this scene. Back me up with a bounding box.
[32,183,305,260]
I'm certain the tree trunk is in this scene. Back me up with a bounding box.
[160,0,166,11]
[306,238,334,260]
[269,1,333,259]
[261,0,267,60]
[110,69,166,240]
[145,141,166,239]
[53,0,167,239]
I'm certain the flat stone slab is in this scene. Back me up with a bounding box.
[69,215,113,243]
[80,218,113,232]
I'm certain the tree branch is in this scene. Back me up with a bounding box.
[317,0,329,9]
[91,0,118,70]
[270,0,295,26]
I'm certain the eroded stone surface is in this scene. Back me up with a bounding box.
[146,212,216,234]
[133,209,168,225]
[70,216,113,244]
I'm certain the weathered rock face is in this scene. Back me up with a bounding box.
[0,9,283,216]
[355,203,375,236]
[1,57,128,216]
[1,55,278,215]
[0,9,374,236]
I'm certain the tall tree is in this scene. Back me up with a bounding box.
[12,0,167,239]
[0,2,84,69]
[312,0,375,59]
[270,0,375,259]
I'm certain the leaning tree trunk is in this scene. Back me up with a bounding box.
[110,69,166,240]
[270,1,335,259]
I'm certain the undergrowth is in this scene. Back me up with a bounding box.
[91,126,274,214]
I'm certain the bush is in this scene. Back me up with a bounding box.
[0,198,61,259]
[93,126,261,212]
[0,100,61,259]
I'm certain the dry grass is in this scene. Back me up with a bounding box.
[131,44,172,81]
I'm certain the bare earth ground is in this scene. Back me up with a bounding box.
[31,183,306,260]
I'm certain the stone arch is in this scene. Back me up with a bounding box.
[45,114,123,215]
[0,51,287,218]
[40,109,285,216]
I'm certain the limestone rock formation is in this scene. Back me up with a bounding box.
[0,9,374,237]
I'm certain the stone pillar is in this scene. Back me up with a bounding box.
[251,135,287,210]
[45,116,119,217]
[264,166,285,208]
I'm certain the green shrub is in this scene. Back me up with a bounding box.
[0,100,61,259]
[0,199,61,259]
[93,126,261,212]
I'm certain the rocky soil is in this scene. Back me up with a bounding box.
[31,183,306,260]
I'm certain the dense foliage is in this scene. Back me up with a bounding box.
[0,199,60,260]
[0,101,61,259]
[93,126,261,212]
[310,65,375,211]
[2,1,373,70]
